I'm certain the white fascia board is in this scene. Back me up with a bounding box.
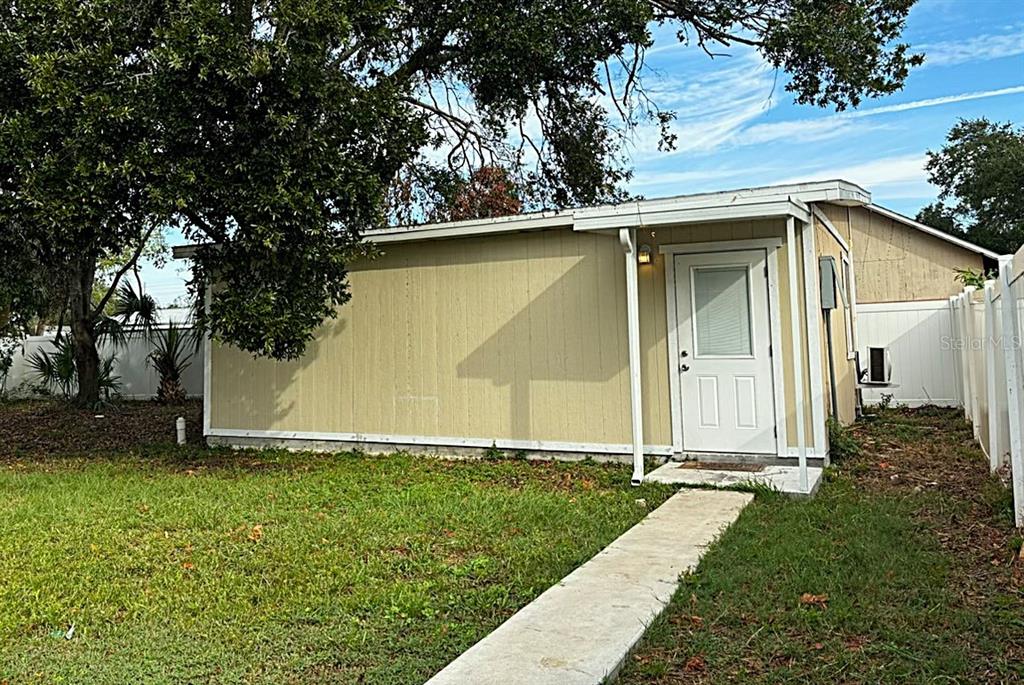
[811,204,850,253]
[574,198,810,232]
[367,212,571,244]
[867,204,1000,260]
[577,179,869,215]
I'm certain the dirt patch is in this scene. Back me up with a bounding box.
[0,399,204,460]
[848,406,1023,596]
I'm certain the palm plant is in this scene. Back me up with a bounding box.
[148,322,194,404]
[28,336,121,400]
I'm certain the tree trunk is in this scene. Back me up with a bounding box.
[68,257,101,406]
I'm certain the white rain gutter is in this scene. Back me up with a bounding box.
[786,217,809,493]
[619,228,645,486]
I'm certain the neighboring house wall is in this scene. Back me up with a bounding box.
[209,220,819,453]
[849,206,983,303]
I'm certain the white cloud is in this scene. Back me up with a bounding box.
[771,153,934,199]
[630,51,780,156]
[732,85,1024,149]
[920,27,1024,67]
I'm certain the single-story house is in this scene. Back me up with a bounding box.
[174,180,997,483]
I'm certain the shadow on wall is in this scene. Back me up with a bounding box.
[214,231,647,443]
[454,247,630,444]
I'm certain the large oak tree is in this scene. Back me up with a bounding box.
[0,0,922,405]
[917,118,1024,256]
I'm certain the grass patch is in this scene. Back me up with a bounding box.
[620,407,1024,684]
[0,445,672,684]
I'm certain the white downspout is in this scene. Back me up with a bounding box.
[786,217,809,493]
[620,228,645,486]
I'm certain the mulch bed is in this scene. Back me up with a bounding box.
[849,406,1024,595]
[0,399,204,459]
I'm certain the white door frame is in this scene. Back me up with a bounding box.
[661,238,787,457]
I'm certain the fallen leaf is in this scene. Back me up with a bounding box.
[684,655,706,672]
[813,642,824,650]
[248,524,264,542]
[182,562,194,570]
[799,593,829,609]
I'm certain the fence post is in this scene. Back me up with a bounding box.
[984,281,1000,471]
[961,288,979,433]
[949,296,963,407]
[998,258,1024,529]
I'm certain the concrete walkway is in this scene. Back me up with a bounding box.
[646,462,823,495]
[424,489,752,685]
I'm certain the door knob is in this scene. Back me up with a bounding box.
[681,350,689,358]
[680,364,690,372]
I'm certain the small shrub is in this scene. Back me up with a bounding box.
[148,322,195,404]
[827,417,861,460]
[28,336,121,400]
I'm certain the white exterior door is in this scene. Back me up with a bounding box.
[673,249,777,454]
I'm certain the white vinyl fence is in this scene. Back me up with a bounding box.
[856,300,959,407]
[947,249,1024,528]
[3,329,204,400]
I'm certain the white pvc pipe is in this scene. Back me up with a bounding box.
[786,218,809,493]
[176,416,187,445]
[620,228,645,486]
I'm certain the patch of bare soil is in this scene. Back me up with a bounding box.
[849,405,1024,607]
[0,399,203,459]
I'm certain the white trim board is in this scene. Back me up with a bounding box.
[811,205,850,254]
[658,238,783,255]
[207,428,675,457]
[802,217,828,459]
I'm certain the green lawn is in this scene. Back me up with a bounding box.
[0,446,672,684]
[620,407,1024,684]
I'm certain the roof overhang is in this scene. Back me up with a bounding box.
[172,179,869,257]
[573,196,810,231]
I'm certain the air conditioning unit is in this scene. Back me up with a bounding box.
[864,346,892,385]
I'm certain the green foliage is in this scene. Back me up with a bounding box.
[0,449,672,682]
[953,267,995,289]
[148,322,196,404]
[827,416,861,460]
[27,337,121,400]
[0,0,923,374]
[0,338,17,396]
[922,118,1024,255]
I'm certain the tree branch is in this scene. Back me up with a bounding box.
[90,226,154,320]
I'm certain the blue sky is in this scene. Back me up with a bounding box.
[142,0,1024,306]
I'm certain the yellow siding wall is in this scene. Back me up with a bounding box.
[211,230,637,446]
[815,206,857,425]
[849,206,983,303]
[210,222,816,451]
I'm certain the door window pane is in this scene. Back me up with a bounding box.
[693,266,752,356]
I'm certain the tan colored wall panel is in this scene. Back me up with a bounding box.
[211,221,816,451]
[850,206,983,303]
[211,230,635,445]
